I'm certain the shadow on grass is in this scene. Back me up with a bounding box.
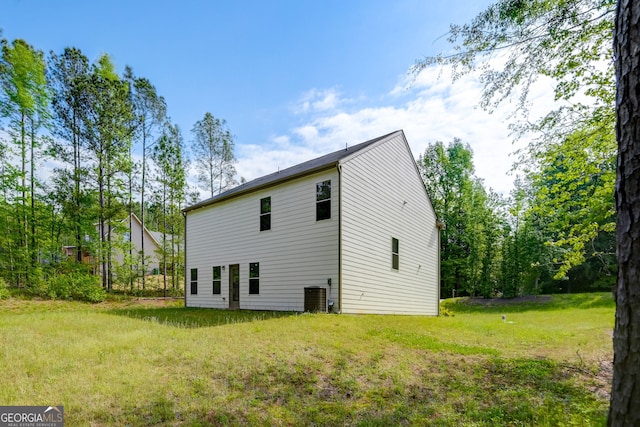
[442,292,615,314]
[107,306,297,328]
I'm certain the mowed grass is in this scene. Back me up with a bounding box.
[0,293,614,426]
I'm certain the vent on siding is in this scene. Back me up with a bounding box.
[304,287,327,313]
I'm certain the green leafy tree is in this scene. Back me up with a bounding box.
[529,127,616,279]
[76,54,134,290]
[414,0,614,123]
[124,67,166,289]
[419,139,501,298]
[48,47,92,264]
[152,121,186,295]
[191,112,237,198]
[415,0,616,279]
[0,38,49,287]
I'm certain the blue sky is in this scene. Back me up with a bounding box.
[2,0,547,195]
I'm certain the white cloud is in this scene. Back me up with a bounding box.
[235,141,317,183]
[294,88,347,114]
[235,64,558,195]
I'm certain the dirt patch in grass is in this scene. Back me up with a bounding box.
[95,297,184,309]
[131,297,184,306]
[465,295,553,306]
[590,359,614,400]
[444,293,615,314]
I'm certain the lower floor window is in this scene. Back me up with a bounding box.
[213,266,221,294]
[249,262,259,294]
[190,268,198,294]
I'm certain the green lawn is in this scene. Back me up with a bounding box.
[0,293,614,426]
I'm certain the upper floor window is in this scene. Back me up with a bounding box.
[316,180,331,221]
[123,231,131,242]
[260,197,271,231]
[392,238,399,270]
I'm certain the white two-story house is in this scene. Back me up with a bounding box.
[183,130,440,315]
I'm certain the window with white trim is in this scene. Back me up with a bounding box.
[316,180,331,221]
[190,268,198,294]
[260,197,271,231]
[212,266,221,294]
[249,262,260,294]
[392,238,399,270]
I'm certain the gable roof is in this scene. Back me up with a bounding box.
[118,213,163,248]
[184,130,403,213]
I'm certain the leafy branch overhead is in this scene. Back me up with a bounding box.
[414,0,615,114]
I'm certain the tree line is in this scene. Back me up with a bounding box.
[0,0,617,301]
[417,0,616,299]
[0,35,238,297]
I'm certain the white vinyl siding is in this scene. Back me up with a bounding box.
[185,170,339,310]
[340,133,439,315]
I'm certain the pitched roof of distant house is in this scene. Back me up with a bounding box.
[114,213,165,247]
[183,130,403,213]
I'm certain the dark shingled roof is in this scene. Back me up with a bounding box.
[184,130,402,212]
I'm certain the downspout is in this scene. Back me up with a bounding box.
[183,210,187,307]
[337,163,343,313]
[436,220,445,316]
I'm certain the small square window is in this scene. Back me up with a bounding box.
[316,200,330,221]
[249,262,259,278]
[316,180,331,201]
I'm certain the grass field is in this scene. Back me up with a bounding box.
[0,293,614,426]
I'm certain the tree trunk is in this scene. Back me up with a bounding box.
[30,117,36,269]
[21,110,28,287]
[141,129,146,290]
[609,0,640,424]
[74,113,83,264]
[163,181,167,297]
[99,157,107,289]
[129,145,133,291]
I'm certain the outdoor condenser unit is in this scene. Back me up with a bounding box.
[304,286,326,313]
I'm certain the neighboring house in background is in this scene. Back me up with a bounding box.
[106,213,164,276]
[63,213,166,276]
[183,130,441,315]
[62,246,94,268]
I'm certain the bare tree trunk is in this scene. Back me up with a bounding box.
[74,114,83,264]
[99,156,107,289]
[30,117,36,269]
[141,128,147,290]
[106,169,113,293]
[609,0,640,424]
[21,111,28,287]
[163,181,167,297]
